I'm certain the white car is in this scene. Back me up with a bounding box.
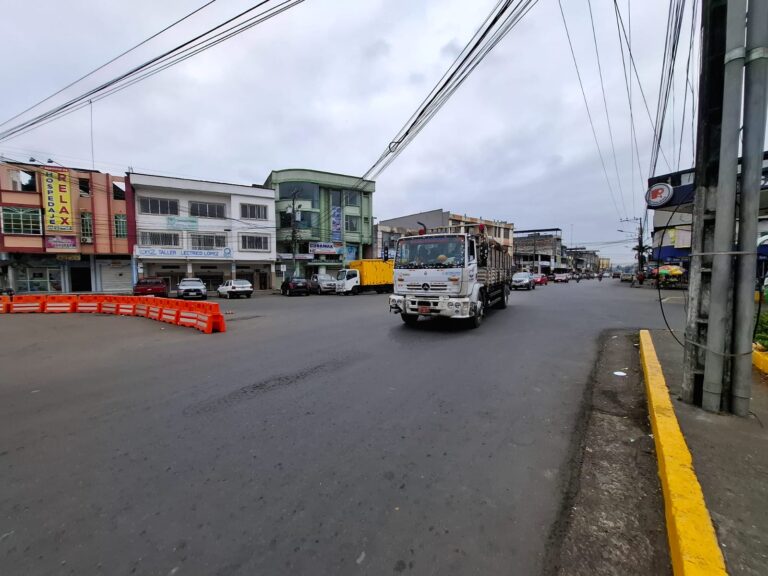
[217,279,254,299]
[553,273,570,283]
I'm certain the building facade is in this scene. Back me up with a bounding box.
[378,209,514,255]
[127,173,276,291]
[264,169,375,280]
[0,161,132,293]
[513,229,564,273]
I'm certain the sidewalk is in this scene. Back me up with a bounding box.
[650,329,768,576]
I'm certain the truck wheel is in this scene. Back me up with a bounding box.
[469,294,485,329]
[495,286,509,309]
[352,286,359,295]
[401,313,418,326]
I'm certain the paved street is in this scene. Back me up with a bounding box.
[1,281,685,576]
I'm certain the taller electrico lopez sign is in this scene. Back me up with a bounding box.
[43,168,73,233]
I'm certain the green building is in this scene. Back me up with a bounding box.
[264,169,375,283]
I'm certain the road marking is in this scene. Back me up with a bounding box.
[639,330,727,576]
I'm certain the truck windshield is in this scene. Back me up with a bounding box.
[336,271,346,280]
[395,236,465,269]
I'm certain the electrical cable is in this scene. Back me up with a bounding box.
[0,0,217,130]
[557,0,624,221]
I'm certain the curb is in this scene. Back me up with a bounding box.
[752,346,768,374]
[638,330,727,576]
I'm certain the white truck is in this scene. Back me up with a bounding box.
[388,225,515,328]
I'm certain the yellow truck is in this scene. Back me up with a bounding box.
[335,259,395,294]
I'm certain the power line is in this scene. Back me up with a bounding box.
[586,0,628,219]
[0,0,217,130]
[557,0,623,221]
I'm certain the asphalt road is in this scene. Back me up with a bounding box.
[0,280,685,576]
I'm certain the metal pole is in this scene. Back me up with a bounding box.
[702,0,747,412]
[732,0,768,416]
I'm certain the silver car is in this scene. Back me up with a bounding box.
[511,272,536,291]
[176,278,208,300]
[310,273,336,294]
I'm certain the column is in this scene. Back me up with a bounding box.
[230,261,237,281]
[186,260,193,278]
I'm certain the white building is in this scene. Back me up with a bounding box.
[127,173,276,291]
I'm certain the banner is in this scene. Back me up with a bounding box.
[45,235,78,250]
[331,206,342,242]
[309,241,343,255]
[167,216,198,230]
[43,169,73,233]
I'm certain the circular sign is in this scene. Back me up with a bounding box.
[646,182,674,208]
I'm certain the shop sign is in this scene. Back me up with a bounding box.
[56,254,81,261]
[331,206,342,241]
[167,216,198,230]
[277,253,314,260]
[134,246,233,259]
[309,242,343,255]
[45,235,78,250]
[646,182,674,208]
[43,168,73,232]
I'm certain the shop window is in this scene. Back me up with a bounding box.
[345,215,360,233]
[9,169,36,192]
[344,190,360,206]
[139,197,179,215]
[191,233,226,249]
[78,178,91,197]
[16,267,61,292]
[241,204,267,220]
[112,182,126,200]
[1,207,42,235]
[241,234,270,251]
[114,214,128,238]
[139,231,180,247]
[190,201,225,219]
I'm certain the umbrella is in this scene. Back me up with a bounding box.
[658,265,685,276]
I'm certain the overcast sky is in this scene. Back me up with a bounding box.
[1,0,696,262]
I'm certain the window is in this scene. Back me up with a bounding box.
[112,182,125,200]
[139,197,179,215]
[9,169,36,192]
[190,201,225,219]
[191,233,226,249]
[2,207,42,235]
[279,210,318,230]
[114,214,127,238]
[240,234,270,251]
[278,182,320,208]
[344,190,360,206]
[78,178,91,197]
[345,215,360,233]
[139,231,180,247]
[16,267,61,293]
[279,212,292,228]
[80,212,93,239]
[241,204,267,219]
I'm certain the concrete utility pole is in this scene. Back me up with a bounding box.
[682,0,728,405]
[702,0,746,413]
[732,0,768,416]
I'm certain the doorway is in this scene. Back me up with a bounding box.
[259,270,269,290]
[70,267,92,292]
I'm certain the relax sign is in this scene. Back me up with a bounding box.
[43,168,73,233]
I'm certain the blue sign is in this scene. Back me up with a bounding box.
[331,207,342,242]
[134,247,233,259]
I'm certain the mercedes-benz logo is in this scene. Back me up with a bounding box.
[422,283,430,291]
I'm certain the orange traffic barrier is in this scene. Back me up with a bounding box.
[160,299,180,324]
[0,295,9,313]
[9,295,46,313]
[134,297,151,318]
[76,294,102,313]
[44,294,77,313]
[147,301,163,322]
[177,300,201,328]
[115,296,136,316]
[100,296,119,315]
[194,301,227,334]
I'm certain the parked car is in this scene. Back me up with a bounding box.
[133,277,168,298]
[310,273,336,294]
[547,273,556,281]
[511,272,536,290]
[620,272,634,282]
[533,273,548,286]
[176,277,207,299]
[217,279,253,299]
[281,277,309,296]
[612,271,621,279]
[554,273,570,283]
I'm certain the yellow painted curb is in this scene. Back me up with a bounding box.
[638,330,727,576]
[752,346,768,374]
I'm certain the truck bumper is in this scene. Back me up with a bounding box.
[389,294,475,319]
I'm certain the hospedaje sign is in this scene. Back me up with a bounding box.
[43,168,73,233]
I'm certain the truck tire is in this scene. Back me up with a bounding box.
[495,285,509,309]
[469,292,485,329]
[352,286,360,295]
[401,314,418,326]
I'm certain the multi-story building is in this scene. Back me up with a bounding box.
[263,169,375,280]
[0,161,132,293]
[378,209,514,255]
[598,257,612,272]
[513,228,564,274]
[565,247,600,273]
[127,173,276,291]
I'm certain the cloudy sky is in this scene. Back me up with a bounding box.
[1,0,695,262]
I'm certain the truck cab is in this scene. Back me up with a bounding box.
[336,269,360,295]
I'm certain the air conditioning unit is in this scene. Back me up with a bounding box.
[81,236,93,244]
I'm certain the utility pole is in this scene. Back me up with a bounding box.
[533,233,538,273]
[702,0,746,413]
[621,217,645,275]
[732,0,768,416]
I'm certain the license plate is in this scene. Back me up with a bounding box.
[418,306,430,314]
